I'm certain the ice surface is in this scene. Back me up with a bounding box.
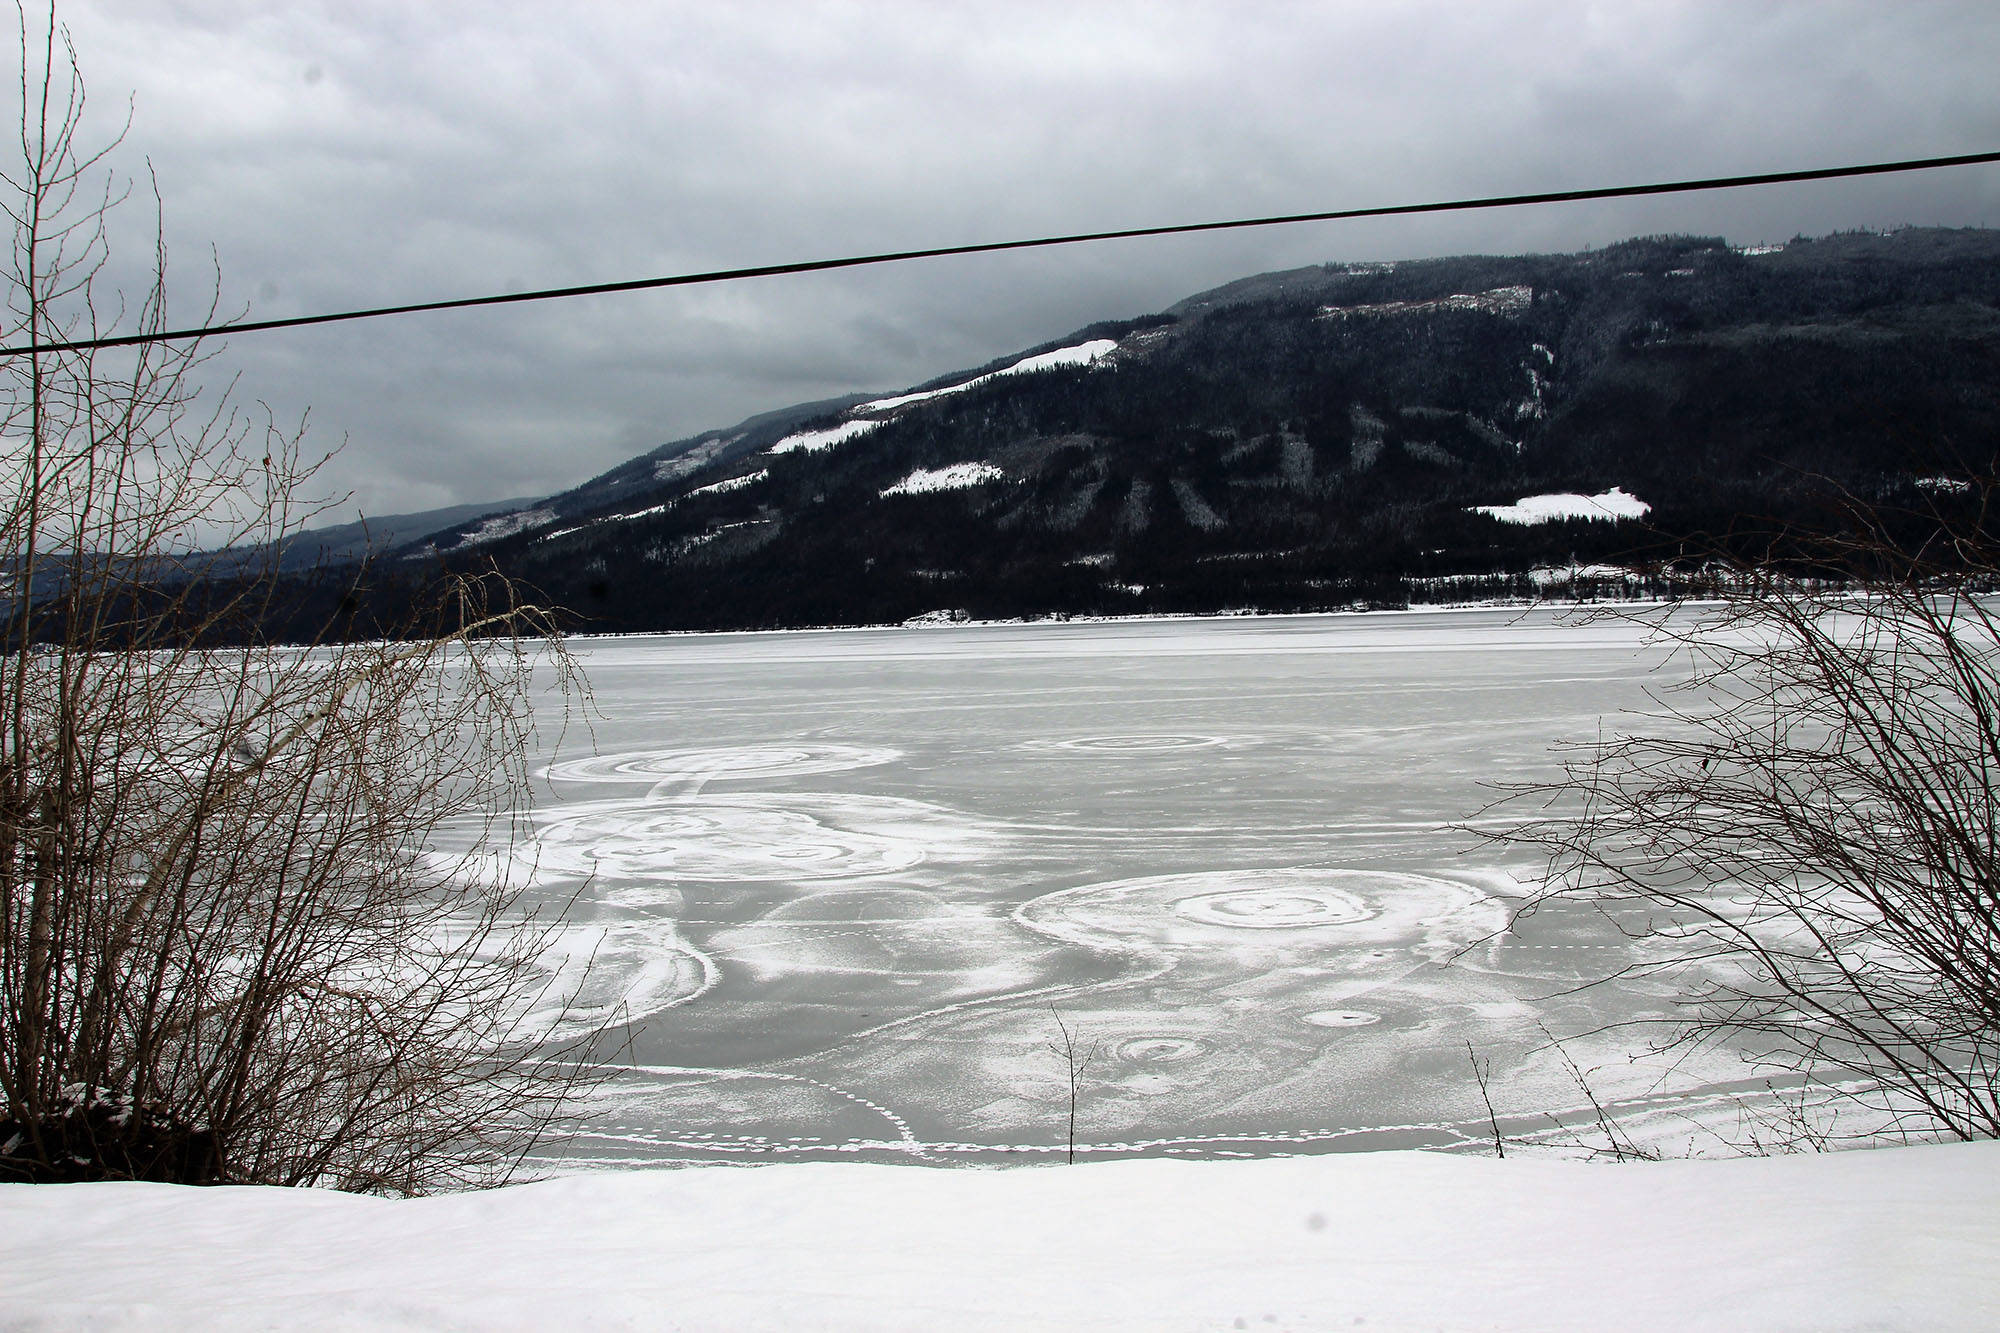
[392,608,1876,1169]
[13,608,1993,1328]
[5,1142,1995,1331]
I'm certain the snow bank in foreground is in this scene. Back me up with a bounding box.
[1471,486,1650,525]
[881,462,1005,496]
[767,419,881,455]
[858,338,1119,414]
[3,1143,1995,1331]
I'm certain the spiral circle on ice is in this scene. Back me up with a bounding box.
[1303,1010,1381,1028]
[529,797,926,882]
[543,743,900,785]
[1111,1036,1208,1065]
[1024,734,1230,756]
[1173,888,1372,930]
[1015,867,1499,954]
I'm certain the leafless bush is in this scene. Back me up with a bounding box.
[1048,1006,1088,1164]
[0,6,596,1194]
[1504,481,2000,1145]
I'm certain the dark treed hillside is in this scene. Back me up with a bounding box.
[281,228,2000,636]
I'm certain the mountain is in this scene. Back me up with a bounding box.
[267,496,545,572]
[336,227,2000,633]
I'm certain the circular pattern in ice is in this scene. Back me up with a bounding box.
[528,796,927,882]
[543,744,900,786]
[1024,734,1231,755]
[1303,1010,1381,1028]
[1174,888,1372,930]
[1015,867,1500,955]
[1111,1036,1208,1065]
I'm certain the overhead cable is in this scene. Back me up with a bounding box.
[2,148,1996,358]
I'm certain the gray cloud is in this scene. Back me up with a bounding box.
[38,0,2000,519]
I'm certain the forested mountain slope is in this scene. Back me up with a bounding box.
[331,228,2000,632]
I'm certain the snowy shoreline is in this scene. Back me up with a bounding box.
[561,594,1702,645]
[3,1143,1994,1331]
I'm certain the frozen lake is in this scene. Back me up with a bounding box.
[487,607,1772,1166]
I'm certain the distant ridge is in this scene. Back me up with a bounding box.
[254,496,544,572]
[283,228,2000,636]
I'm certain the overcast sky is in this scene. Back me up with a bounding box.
[38,1,2000,521]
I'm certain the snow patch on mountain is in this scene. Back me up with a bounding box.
[689,470,767,496]
[451,507,557,548]
[1472,487,1650,525]
[1320,285,1533,321]
[1170,478,1225,530]
[768,420,881,455]
[857,339,1119,414]
[540,501,675,543]
[881,462,1005,496]
[653,436,734,483]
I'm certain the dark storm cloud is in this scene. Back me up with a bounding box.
[44,1,2000,518]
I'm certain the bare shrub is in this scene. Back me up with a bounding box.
[0,6,595,1194]
[1504,482,2000,1144]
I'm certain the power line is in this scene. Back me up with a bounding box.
[3,148,1996,359]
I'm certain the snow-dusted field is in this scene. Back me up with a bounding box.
[446,607,1820,1168]
[5,1142,1994,1331]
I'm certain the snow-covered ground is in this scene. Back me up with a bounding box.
[3,1142,1994,1331]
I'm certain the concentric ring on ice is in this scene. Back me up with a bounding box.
[1022,734,1231,755]
[526,795,928,882]
[543,744,900,786]
[1014,867,1500,955]
[1111,1036,1209,1064]
[1174,888,1373,930]
[1303,1010,1381,1028]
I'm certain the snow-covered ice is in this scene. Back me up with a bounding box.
[3,1142,1995,1331]
[384,609,1876,1172]
[1471,487,1650,525]
[8,609,1998,1330]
